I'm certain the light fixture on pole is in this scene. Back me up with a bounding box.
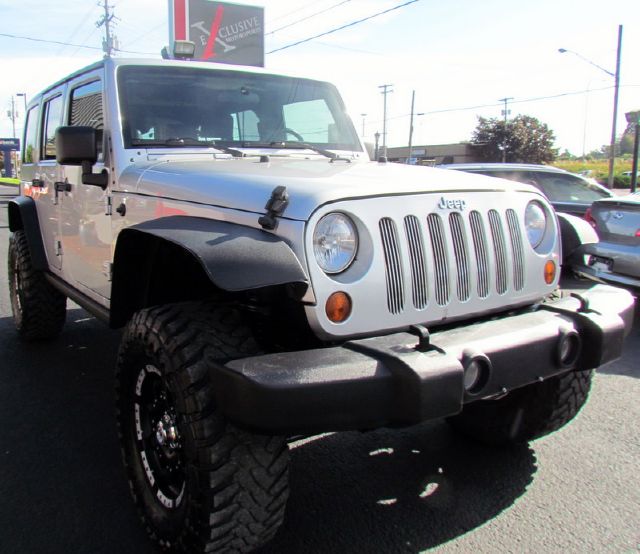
[16,93,27,113]
[559,24,623,188]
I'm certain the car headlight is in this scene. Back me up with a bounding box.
[525,201,547,249]
[313,213,358,274]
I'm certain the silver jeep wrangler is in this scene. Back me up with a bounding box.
[8,57,634,552]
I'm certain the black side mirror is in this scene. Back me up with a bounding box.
[55,126,107,188]
[56,126,98,165]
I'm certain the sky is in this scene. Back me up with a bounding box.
[1,0,639,156]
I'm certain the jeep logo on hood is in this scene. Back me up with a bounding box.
[438,197,467,211]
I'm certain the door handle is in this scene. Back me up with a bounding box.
[54,181,72,193]
[31,178,44,187]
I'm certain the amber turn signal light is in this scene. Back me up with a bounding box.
[325,292,352,323]
[544,260,556,284]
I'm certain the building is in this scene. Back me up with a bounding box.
[386,142,482,165]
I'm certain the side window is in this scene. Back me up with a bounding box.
[42,95,63,160]
[22,105,40,164]
[69,80,103,128]
[231,110,260,141]
[69,80,104,158]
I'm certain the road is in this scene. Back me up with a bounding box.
[0,184,638,553]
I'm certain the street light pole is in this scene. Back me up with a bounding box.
[607,25,623,189]
[378,84,393,159]
[559,25,623,188]
[360,113,367,137]
[406,90,424,164]
[407,90,416,164]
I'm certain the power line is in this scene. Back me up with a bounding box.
[266,0,421,54]
[56,4,98,55]
[0,31,157,56]
[269,0,319,25]
[266,0,354,36]
[0,31,103,52]
[373,84,624,126]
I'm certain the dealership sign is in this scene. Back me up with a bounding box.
[169,0,264,67]
[0,138,20,149]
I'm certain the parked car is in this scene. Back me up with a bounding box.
[439,163,613,218]
[573,192,640,289]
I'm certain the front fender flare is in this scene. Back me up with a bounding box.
[111,216,309,326]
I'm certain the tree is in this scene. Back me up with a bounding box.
[471,115,557,164]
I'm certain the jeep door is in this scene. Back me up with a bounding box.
[26,89,66,270]
[57,72,112,300]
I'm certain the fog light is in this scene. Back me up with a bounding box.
[462,353,491,394]
[325,292,352,323]
[544,260,556,284]
[557,331,581,367]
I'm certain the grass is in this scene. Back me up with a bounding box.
[551,158,633,187]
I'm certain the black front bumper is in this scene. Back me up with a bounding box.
[211,284,634,435]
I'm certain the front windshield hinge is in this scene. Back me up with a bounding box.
[258,186,289,231]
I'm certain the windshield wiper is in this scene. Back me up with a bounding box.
[270,141,351,162]
[130,138,244,157]
[131,138,211,147]
[238,141,351,162]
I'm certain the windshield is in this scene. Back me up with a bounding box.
[117,65,361,152]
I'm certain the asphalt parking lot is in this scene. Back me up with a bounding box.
[0,184,638,553]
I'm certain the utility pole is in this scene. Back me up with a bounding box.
[559,25,623,188]
[96,0,117,58]
[378,84,393,159]
[498,97,513,162]
[607,24,623,189]
[499,97,513,122]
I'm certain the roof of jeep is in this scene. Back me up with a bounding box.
[30,57,318,107]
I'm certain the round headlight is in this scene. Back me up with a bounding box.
[313,213,358,274]
[525,201,547,249]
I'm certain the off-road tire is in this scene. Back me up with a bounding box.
[8,230,66,340]
[116,302,289,553]
[448,369,594,445]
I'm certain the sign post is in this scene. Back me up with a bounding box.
[169,0,264,67]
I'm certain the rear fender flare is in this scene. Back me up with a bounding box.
[7,196,48,270]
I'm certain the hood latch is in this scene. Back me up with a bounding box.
[259,186,289,231]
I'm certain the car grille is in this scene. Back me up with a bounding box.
[379,208,525,314]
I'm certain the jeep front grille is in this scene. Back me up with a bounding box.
[379,208,525,313]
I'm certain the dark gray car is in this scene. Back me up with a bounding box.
[574,192,640,288]
[439,163,612,218]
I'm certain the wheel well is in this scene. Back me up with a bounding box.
[110,234,220,327]
[8,201,22,231]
